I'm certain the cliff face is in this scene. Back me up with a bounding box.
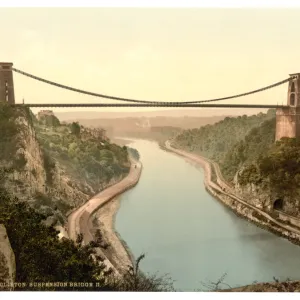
[0,224,15,290]
[232,166,271,210]
[233,166,300,217]
[230,136,300,218]
[1,108,88,224]
[0,105,129,226]
[7,112,47,198]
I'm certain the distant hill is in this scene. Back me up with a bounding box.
[54,108,268,121]
[60,116,239,139]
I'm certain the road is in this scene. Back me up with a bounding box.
[67,161,142,272]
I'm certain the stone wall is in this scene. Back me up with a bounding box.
[278,211,300,229]
[275,107,300,141]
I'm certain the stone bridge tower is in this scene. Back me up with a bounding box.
[0,62,15,104]
[275,73,300,141]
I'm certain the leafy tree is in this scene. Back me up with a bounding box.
[172,109,276,181]
[71,122,81,136]
[0,187,115,291]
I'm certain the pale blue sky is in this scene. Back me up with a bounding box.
[1,8,300,111]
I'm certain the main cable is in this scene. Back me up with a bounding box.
[12,67,295,105]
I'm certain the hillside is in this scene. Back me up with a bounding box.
[0,104,131,226]
[234,137,300,217]
[52,108,268,121]
[172,109,276,180]
[74,115,231,138]
[172,107,300,218]
[221,117,276,180]
[115,126,182,145]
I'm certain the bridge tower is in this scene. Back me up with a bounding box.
[0,62,15,104]
[275,73,300,141]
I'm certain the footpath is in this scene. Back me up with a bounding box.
[67,160,142,274]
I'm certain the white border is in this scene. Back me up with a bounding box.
[1,1,300,299]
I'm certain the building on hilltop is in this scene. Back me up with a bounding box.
[37,110,54,120]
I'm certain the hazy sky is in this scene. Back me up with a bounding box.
[1,7,300,112]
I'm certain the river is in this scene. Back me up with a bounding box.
[115,139,300,291]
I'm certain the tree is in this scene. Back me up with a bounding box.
[71,122,81,137]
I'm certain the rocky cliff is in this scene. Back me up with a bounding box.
[0,224,15,291]
[234,164,300,218]
[231,135,300,218]
[0,104,130,226]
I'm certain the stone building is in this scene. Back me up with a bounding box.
[37,110,54,120]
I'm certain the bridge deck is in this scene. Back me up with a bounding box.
[11,103,288,108]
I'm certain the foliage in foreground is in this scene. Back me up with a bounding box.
[116,254,175,292]
[0,188,110,290]
[0,170,174,291]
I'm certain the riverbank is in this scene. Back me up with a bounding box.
[67,160,142,274]
[91,195,135,272]
[164,141,300,247]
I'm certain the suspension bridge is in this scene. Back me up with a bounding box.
[1,62,300,141]
[0,62,297,108]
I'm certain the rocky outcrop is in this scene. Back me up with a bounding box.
[0,225,15,291]
[233,167,272,210]
[1,109,90,224]
[234,166,300,217]
[0,106,128,227]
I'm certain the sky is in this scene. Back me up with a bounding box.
[1,6,300,113]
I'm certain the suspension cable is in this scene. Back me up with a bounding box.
[12,67,295,105]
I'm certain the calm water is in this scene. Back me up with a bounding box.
[115,139,300,291]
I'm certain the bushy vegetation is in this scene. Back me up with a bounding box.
[70,121,80,136]
[238,137,300,196]
[38,114,60,127]
[35,121,130,191]
[172,108,300,200]
[221,117,276,180]
[0,105,135,224]
[126,147,140,161]
[173,109,276,181]
[0,187,110,290]
[0,186,174,291]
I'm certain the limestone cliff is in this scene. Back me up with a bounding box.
[233,165,300,218]
[0,104,130,226]
[1,107,87,225]
[0,225,15,291]
[233,166,273,210]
